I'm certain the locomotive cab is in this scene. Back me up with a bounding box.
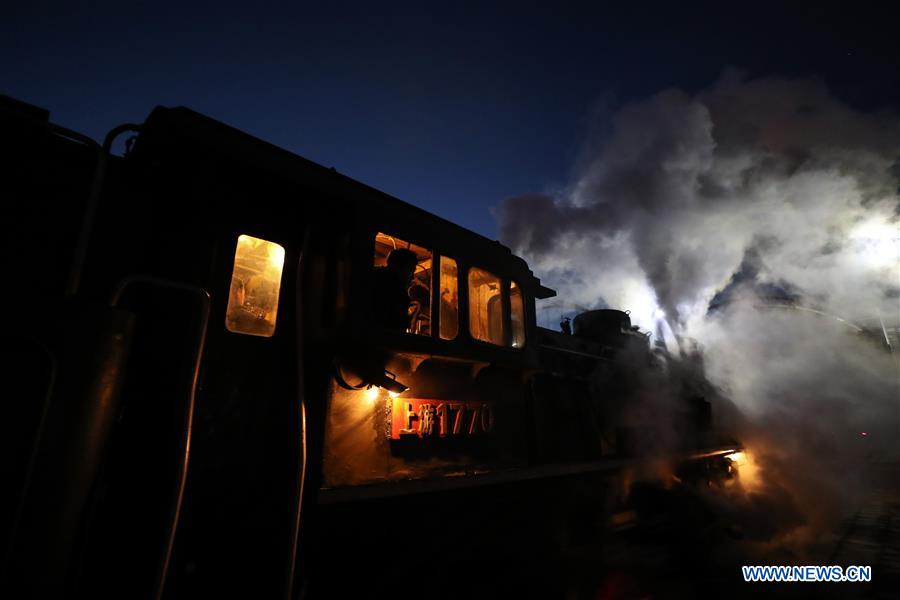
[2,99,565,598]
[114,106,560,596]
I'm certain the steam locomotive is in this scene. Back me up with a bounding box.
[1,95,739,598]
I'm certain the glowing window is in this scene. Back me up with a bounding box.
[373,232,432,335]
[510,280,526,348]
[225,235,285,337]
[439,256,459,340]
[468,267,505,345]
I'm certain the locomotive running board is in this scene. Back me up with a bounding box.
[317,445,740,504]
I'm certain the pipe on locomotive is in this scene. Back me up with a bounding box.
[65,122,142,297]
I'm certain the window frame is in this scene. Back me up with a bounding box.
[464,266,524,350]
[367,228,528,352]
[224,233,286,338]
[372,231,434,337]
[466,266,505,346]
[436,254,460,341]
[509,279,527,349]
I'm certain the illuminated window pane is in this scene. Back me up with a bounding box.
[468,267,504,345]
[226,235,285,337]
[439,256,459,340]
[373,232,432,335]
[510,280,525,348]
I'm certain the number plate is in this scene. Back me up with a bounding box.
[390,398,494,440]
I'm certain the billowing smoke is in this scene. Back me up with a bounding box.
[500,71,899,331]
[696,297,898,548]
[499,72,900,545]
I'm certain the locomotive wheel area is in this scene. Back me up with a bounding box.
[302,460,900,599]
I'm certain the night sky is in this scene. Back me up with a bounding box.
[3,2,897,238]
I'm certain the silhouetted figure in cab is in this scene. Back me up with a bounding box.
[408,281,430,335]
[374,248,418,332]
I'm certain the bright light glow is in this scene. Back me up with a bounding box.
[371,372,409,396]
[364,386,380,404]
[267,242,286,270]
[849,218,899,269]
[725,450,763,491]
[657,316,681,358]
[619,279,660,331]
[724,450,746,465]
[387,390,401,398]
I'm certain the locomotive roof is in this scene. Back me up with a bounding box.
[140,105,556,299]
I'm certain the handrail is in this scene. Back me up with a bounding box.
[110,275,210,600]
[66,123,141,297]
[285,225,311,600]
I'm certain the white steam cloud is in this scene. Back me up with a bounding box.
[499,72,900,544]
[499,71,899,332]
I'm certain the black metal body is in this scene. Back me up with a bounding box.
[1,95,737,598]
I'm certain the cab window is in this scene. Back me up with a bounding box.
[439,256,459,340]
[373,232,432,335]
[468,267,505,345]
[225,234,285,337]
[510,280,526,348]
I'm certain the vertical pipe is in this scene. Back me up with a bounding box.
[65,123,141,297]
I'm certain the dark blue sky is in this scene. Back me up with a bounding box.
[4,2,897,237]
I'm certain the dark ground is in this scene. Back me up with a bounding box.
[306,461,899,599]
[555,462,900,600]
